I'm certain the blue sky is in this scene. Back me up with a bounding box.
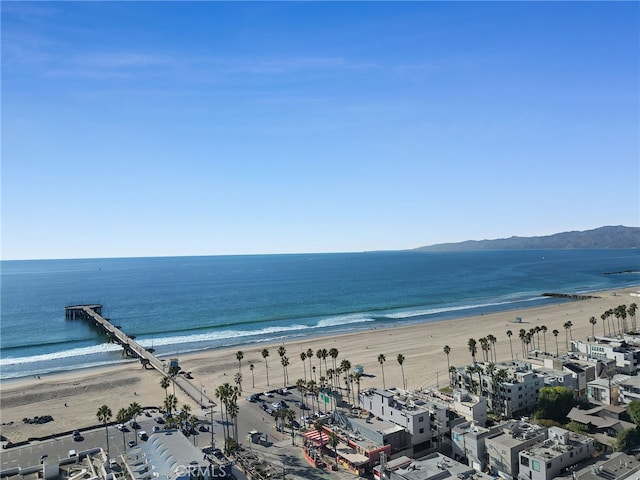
[2,2,638,260]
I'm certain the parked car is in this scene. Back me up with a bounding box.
[127,440,137,448]
[68,450,77,458]
[155,416,165,424]
[263,391,274,398]
[116,423,126,431]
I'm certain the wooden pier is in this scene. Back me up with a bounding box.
[65,304,215,407]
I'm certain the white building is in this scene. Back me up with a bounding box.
[517,427,595,480]
[571,339,640,375]
[485,420,547,479]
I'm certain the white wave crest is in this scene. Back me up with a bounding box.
[0,343,123,366]
[384,296,546,319]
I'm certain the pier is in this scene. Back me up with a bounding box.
[65,304,215,407]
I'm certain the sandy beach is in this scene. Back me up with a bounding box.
[1,286,638,444]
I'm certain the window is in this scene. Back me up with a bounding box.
[419,416,424,423]
[532,460,540,472]
[419,428,424,434]
[521,457,530,466]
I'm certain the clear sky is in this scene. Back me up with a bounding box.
[2,1,639,260]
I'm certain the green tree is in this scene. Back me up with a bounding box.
[261,348,270,386]
[328,430,340,469]
[467,338,477,363]
[552,329,560,356]
[627,400,640,427]
[615,428,640,452]
[589,316,597,340]
[249,363,255,388]
[116,407,130,450]
[535,386,575,423]
[300,352,308,382]
[236,350,244,373]
[128,402,143,425]
[160,376,171,401]
[164,393,177,417]
[506,330,514,361]
[378,354,386,389]
[97,404,112,457]
[397,354,406,390]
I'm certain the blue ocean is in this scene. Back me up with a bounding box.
[1,250,639,380]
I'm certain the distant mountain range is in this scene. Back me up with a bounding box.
[414,226,640,251]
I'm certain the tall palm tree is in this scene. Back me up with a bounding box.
[215,383,232,441]
[160,376,171,401]
[261,348,270,386]
[234,372,243,392]
[316,349,324,378]
[506,330,514,361]
[236,351,244,373]
[329,348,339,378]
[449,365,457,388]
[397,354,406,390]
[352,371,362,405]
[320,348,329,377]
[128,402,143,425]
[479,337,489,362]
[281,355,290,385]
[443,346,451,381]
[96,405,112,457]
[552,329,560,356]
[249,363,255,388]
[541,325,548,353]
[467,338,477,363]
[377,354,386,389]
[116,407,130,450]
[589,316,597,340]
[306,348,314,378]
[164,393,177,417]
[285,408,296,445]
[340,359,351,396]
[563,321,572,351]
[328,431,340,469]
[300,352,308,382]
[628,303,637,332]
[601,312,608,336]
[168,365,180,397]
[487,334,497,363]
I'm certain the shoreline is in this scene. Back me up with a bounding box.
[1,285,639,444]
[0,288,620,383]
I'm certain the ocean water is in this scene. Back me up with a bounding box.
[1,250,639,380]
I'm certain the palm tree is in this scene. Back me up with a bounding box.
[234,372,243,392]
[487,334,497,362]
[589,316,597,340]
[467,338,477,363]
[601,312,608,336]
[563,321,572,351]
[329,348,339,380]
[306,348,314,378]
[164,393,177,417]
[320,348,329,377]
[281,355,290,385]
[397,354,406,390]
[541,325,548,353]
[340,358,351,396]
[552,329,560,356]
[261,348,270,386]
[249,363,255,388]
[449,365,457,388]
[116,407,130,450]
[628,303,637,332]
[96,404,112,457]
[285,408,296,445]
[479,337,489,362]
[328,431,340,469]
[506,330,514,361]
[168,364,180,397]
[352,371,363,405]
[215,383,232,441]
[236,351,244,373]
[443,345,451,383]
[160,376,171,401]
[377,354,386,389]
[300,352,308,381]
[128,402,143,425]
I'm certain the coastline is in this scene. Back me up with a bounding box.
[1,285,638,444]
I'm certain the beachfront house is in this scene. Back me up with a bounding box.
[517,426,595,480]
[359,388,447,458]
[374,452,495,480]
[485,420,547,479]
[451,421,502,471]
[571,339,640,376]
[565,405,635,447]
